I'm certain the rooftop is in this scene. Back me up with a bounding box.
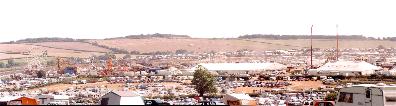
[227,93,255,100]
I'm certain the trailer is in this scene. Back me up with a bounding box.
[335,83,396,106]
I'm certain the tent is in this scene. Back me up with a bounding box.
[311,60,382,76]
[189,62,287,74]
[222,93,256,106]
[100,91,145,105]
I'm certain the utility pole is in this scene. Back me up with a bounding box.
[57,57,61,74]
[310,25,313,69]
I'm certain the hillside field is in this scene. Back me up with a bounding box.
[89,38,396,53]
[1,38,396,60]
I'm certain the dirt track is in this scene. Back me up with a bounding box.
[234,81,324,93]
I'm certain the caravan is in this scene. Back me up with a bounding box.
[335,83,396,106]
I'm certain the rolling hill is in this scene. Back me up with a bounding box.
[1,37,396,60]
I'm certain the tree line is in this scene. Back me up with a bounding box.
[382,37,396,41]
[105,33,191,40]
[2,37,86,44]
[0,59,19,68]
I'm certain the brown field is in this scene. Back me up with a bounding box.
[32,42,110,53]
[28,81,322,94]
[0,42,109,59]
[27,82,122,92]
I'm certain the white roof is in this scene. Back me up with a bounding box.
[316,61,381,72]
[190,62,286,71]
[0,96,21,102]
[53,95,70,100]
[225,93,255,100]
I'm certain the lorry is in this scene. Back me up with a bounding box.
[335,83,396,106]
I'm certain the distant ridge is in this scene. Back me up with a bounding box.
[2,37,86,44]
[105,33,191,40]
[3,33,396,43]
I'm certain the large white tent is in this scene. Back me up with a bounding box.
[309,61,382,76]
[188,62,287,74]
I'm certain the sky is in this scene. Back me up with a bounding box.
[0,0,395,42]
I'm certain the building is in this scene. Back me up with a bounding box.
[35,94,70,105]
[189,62,287,74]
[13,97,38,105]
[36,94,52,105]
[100,91,145,105]
[0,96,38,105]
[222,93,256,106]
[308,60,382,76]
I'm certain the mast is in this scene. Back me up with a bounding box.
[336,24,339,61]
[310,25,313,69]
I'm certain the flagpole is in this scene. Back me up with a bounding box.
[336,24,339,61]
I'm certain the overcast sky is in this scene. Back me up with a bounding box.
[0,0,395,42]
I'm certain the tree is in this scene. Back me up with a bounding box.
[130,50,140,55]
[191,65,217,97]
[325,92,338,101]
[37,70,46,78]
[0,62,5,68]
[47,60,56,66]
[6,59,16,68]
[377,45,386,49]
[98,52,116,60]
[175,49,188,54]
[123,54,132,59]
